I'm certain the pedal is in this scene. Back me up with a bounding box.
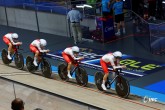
[107,86,111,89]
[9,59,12,63]
[106,83,111,89]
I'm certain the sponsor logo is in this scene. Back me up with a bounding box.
[105,26,113,32]
[142,96,158,103]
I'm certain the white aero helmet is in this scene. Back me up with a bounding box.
[72,46,79,53]
[12,33,18,39]
[113,51,122,58]
[40,39,47,46]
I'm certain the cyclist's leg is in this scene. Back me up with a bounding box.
[30,45,39,66]
[100,59,109,90]
[67,62,73,78]
[37,54,42,63]
[3,36,13,60]
[7,43,13,60]
[11,45,16,54]
[33,51,40,66]
[62,52,73,78]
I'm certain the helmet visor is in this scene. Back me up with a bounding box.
[115,56,122,59]
[13,38,18,42]
[73,51,79,54]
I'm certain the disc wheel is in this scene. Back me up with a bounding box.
[14,53,24,70]
[75,67,88,86]
[41,59,52,78]
[58,63,68,81]
[115,76,130,98]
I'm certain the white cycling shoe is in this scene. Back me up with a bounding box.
[101,84,107,91]
[67,73,73,79]
[7,55,12,60]
[33,61,38,67]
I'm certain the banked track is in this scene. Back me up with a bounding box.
[0,60,164,110]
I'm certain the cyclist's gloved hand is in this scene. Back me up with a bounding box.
[80,56,84,60]
[46,49,50,53]
[17,42,22,45]
[122,65,126,69]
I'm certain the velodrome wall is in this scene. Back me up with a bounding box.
[0,7,7,25]
[0,7,95,37]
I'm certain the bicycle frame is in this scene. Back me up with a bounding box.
[10,46,19,61]
[107,69,122,86]
[70,61,80,75]
[70,66,78,75]
[37,52,48,66]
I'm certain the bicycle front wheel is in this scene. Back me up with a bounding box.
[14,53,24,70]
[75,67,88,86]
[115,76,130,98]
[41,59,52,78]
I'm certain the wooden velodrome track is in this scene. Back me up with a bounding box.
[0,60,164,110]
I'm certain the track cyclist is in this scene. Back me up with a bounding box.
[62,46,84,78]
[29,39,50,66]
[3,33,22,60]
[100,51,126,90]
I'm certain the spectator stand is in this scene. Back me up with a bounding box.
[150,22,165,55]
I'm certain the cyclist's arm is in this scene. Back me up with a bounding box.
[70,52,81,60]
[113,65,123,70]
[36,44,47,53]
[110,59,122,70]
[74,57,82,60]
[9,37,18,45]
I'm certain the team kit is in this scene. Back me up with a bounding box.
[2,33,129,98]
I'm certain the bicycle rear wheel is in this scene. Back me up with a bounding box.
[75,67,88,86]
[41,59,52,78]
[14,53,24,70]
[26,56,37,73]
[58,63,68,80]
[1,49,11,64]
[95,72,104,91]
[115,76,130,98]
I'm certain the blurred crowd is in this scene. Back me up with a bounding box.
[69,0,165,21]
[132,0,165,21]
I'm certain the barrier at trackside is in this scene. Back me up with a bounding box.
[94,16,116,43]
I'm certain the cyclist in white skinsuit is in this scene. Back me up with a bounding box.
[100,51,126,90]
[3,33,22,60]
[62,46,84,78]
[29,39,49,66]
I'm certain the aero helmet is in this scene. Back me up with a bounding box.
[40,39,47,46]
[12,33,18,39]
[72,46,79,53]
[113,51,122,58]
